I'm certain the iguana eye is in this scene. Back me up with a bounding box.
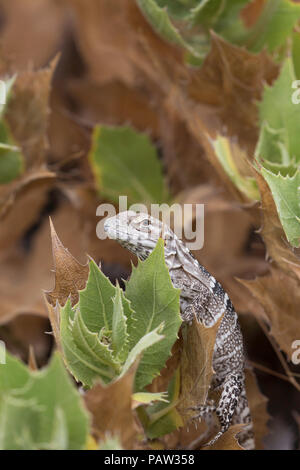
[142,219,150,226]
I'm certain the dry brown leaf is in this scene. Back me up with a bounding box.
[0,0,66,72]
[0,202,93,325]
[28,345,38,371]
[84,364,139,449]
[204,424,245,450]
[0,169,56,254]
[66,0,277,194]
[6,57,58,167]
[45,217,89,307]
[238,267,300,360]
[178,315,223,422]
[187,32,278,152]
[0,57,58,252]
[245,368,269,450]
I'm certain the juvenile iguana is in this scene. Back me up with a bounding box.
[104,211,254,449]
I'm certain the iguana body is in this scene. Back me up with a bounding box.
[104,211,254,449]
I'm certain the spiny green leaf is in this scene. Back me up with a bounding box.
[79,259,115,333]
[138,369,183,438]
[121,324,165,378]
[292,31,300,80]
[89,125,170,205]
[260,166,300,247]
[112,284,129,362]
[243,0,300,53]
[136,0,204,59]
[192,0,249,43]
[259,58,300,163]
[0,352,89,450]
[73,308,121,374]
[60,300,118,387]
[256,122,290,165]
[125,239,182,390]
[155,0,199,20]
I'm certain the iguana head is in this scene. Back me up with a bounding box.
[104,211,177,261]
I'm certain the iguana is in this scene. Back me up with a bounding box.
[104,210,254,449]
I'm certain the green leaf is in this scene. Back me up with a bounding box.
[256,122,289,165]
[79,259,115,333]
[125,239,182,391]
[0,352,90,450]
[243,0,300,53]
[0,350,29,392]
[112,284,129,362]
[59,243,181,407]
[292,31,300,80]
[259,58,300,163]
[255,58,300,247]
[89,125,169,205]
[212,134,260,200]
[60,300,119,387]
[136,0,204,58]
[121,324,165,378]
[192,0,249,43]
[190,0,226,27]
[155,0,199,20]
[132,391,169,404]
[260,166,300,247]
[138,369,183,438]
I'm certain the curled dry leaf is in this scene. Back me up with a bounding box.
[186,32,278,152]
[45,218,89,348]
[245,368,269,450]
[6,57,58,167]
[0,169,56,253]
[84,363,140,449]
[0,58,58,252]
[178,315,223,423]
[238,267,300,360]
[45,218,89,308]
[28,344,38,371]
[67,0,278,193]
[189,33,276,172]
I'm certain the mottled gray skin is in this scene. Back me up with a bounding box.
[104,211,254,449]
